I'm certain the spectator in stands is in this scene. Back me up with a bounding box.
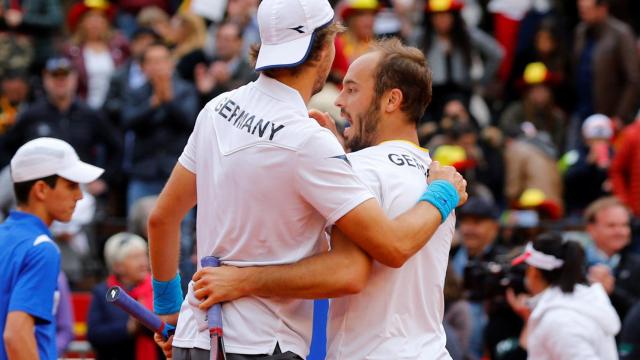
[0,57,122,196]
[0,70,30,134]
[573,0,640,127]
[65,0,130,110]
[136,6,172,44]
[87,232,158,360]
[504,123,563,215]
[619,301,640,360]
[450,197,508,359]
[104,27,161,126]
[121,42,198,210]
[0,70,31,166]
[563,114,613,216]
[584,197,640,321]
[610,116,640,217]
[416,0,503,122]
[0,0,62,74]
[487,0,553,84]
[430,119,505,204]
[170,11,207,83]
[335,0,379,66]
[508,232,620,359]
[509,18,572,111]
[194,20,256,106]
[1,137,104,360]
[114,0,169,38]
[500,62,567,153]
[206,0,260,60]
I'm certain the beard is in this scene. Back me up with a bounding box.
[311,64,331,96]
[345,100,381,152]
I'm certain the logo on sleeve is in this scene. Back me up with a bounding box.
[330,154,352,167]
[33,235,60,252]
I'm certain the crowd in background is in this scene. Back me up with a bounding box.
[0,0,639,359]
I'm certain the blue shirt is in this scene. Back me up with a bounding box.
[0,211,60,360]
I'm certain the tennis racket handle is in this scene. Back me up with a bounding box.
[200,256,223,332]
[106,286,175,339]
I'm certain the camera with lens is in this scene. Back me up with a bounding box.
[463,258,526,302]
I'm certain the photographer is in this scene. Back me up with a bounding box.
[508,232,620,359]
[452,197,518,359]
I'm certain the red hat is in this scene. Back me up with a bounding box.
[425,0,464,12]
[340,0,380,21]
[67,0,117,33]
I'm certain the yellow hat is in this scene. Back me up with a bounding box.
[433,145,466,166]
[341,0,380,19]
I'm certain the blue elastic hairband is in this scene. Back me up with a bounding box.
[152,274,183,315]
[419,180,459,223]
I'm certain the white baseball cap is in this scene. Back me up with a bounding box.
[255,0,334,71]
[10,137,104,183]
[582,114,613,140]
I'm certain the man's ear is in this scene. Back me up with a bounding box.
[31,180,50,202]
[383,88,403,113]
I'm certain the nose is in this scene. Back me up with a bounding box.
[334,90,345,109]
[75,187,83,201]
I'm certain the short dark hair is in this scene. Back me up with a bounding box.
[141,41,171,64]
[371,38,433,124]
[249,22,344,77]
[13,175,59,205]
[533,232,586,293]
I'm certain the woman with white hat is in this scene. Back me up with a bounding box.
[508,232,620,359]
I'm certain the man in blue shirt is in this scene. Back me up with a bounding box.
[1,137,103,359]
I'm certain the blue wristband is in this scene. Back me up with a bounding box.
[419,180,459,223]
[152,274,183,315]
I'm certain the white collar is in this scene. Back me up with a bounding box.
[255,74,307,114]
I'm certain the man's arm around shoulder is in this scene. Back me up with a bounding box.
[335,161,467,268]
[193,227,372,308]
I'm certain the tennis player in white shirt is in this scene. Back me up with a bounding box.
[193,38,458,359]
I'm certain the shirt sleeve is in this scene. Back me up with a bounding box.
[9,236,60,324]
[295,130,374,225]
[349,153,384,205]
[179,106,211,173]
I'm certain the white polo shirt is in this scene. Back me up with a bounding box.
[327,140,455,360]
[173,74,374,356]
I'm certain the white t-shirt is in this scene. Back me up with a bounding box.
[174,74,374,356]
[327,140,455,360]
[83,48,115,109]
